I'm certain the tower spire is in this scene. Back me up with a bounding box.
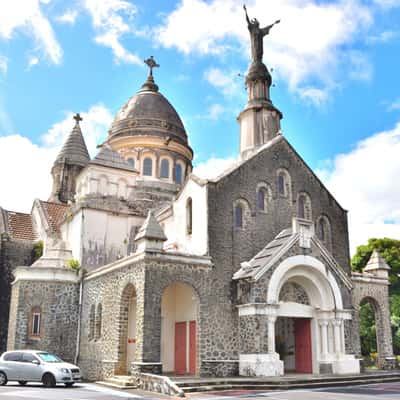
[238,5,283,160]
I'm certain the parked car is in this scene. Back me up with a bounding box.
[0,350,81,387]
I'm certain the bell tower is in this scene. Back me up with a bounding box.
[238,6,282,160]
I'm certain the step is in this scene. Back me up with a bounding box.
[96,380,137,390]
[175,372,400,388]
[178,375,400,393]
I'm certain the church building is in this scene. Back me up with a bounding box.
[1,11,397,391]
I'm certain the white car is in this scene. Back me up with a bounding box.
[0,350,81,387]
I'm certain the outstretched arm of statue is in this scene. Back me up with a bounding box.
[261,19,280,36]
[243,4,251,25]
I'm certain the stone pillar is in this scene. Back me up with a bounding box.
[267,316,276,354]
[332,319,343,355]
[238,303,283,377]
[319,320,329,358]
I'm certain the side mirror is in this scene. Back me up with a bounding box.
[32,359,40,365]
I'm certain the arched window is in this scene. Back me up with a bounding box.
[175,163,182,184]
[127,158,135,168]
[257,189,265,210]
[276,169,291,199]
[29,307,41,339]
[298,195,305,219]
[235,205,243,228]
[160,159,170,179]
[316,215,331,249]
[95,304,102,340]
[297,192,312,220]
[277,173,285,195]
[143,157,153,176]
[186,198,193,235]
[89,304,95,340]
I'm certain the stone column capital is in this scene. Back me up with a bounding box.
[318,319,329,327]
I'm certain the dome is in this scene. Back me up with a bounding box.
[108,86,188,146]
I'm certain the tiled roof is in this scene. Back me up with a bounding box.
[233,228,295,280]
[7,211,37,241]
[39,201,69,232]
[90,144,136,172]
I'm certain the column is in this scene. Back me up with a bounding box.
[332,319,343,356]
[267,316,277,354]
[319,320,329,358]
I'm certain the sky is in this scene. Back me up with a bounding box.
[0,0,399,253]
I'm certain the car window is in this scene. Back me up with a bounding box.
[37,352,62,363]
[22,353,39,363]
[3,352,22,362]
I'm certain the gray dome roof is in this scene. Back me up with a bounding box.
[108,86,188,145]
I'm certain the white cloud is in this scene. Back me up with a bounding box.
[204,67,242,97]
[0,56,8,75]
[0,0,63,64]
[367,30,397,44]
[28,56,40,69]
[347,51,373,81]
[0,104,113,212]
[56,9,78,25]
[316,122,400,253]
[297,87,329,107]
[193,156,237,179]
[156,0,373,99]
[83,0,141,65]
[373,0,400,9]
[208,104,225,120]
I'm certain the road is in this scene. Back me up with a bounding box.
[0,382,400,400]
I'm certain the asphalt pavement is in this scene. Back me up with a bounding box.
[1,381,400,400]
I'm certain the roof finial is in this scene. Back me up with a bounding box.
[73,113,83,125]
[144,56,160,79]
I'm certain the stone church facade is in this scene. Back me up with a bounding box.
[1,39,397,383]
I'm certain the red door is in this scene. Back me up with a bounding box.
[294,318,312,373]
[175,322,187,375]
[189,321,196,375]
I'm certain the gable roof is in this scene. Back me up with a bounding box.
[6,211,37,241]
[38,201,69,233]
[233,224,352,290]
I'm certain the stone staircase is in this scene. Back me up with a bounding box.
[97,374,137,389]
[172,371,400,394]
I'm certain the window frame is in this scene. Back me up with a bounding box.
[29,307,41,339]
[143,157,153,177]
[160,158,170,179]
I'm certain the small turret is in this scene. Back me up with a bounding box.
[364,249,391,279]
[49,114,90,203]
[134,210,167,253]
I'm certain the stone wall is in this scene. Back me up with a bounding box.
[7,279,79,363]
[0,237,34,353]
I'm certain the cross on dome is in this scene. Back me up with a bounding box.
[144,56,160,78]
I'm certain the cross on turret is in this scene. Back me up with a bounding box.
[144,56,160,78]
[73,113,83,124]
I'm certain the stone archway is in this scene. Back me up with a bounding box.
[352,274,395,369]
[116,283,137,375]
[161,282,199,375]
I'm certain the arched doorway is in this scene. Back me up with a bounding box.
[161,282,199,375]
[359,297,380,367]
[116,284,137,374]
[266,256,353,375]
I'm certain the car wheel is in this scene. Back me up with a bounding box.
[65,382,74,387]
[42,373,56,388]
[18,381,27,386]
[0,371,7,386]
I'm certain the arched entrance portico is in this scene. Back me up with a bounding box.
[161,282,199,375]
[238,255,360,377]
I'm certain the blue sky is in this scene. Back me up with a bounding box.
[0,0,399,251]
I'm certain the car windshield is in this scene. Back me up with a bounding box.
[37,352,62,363]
